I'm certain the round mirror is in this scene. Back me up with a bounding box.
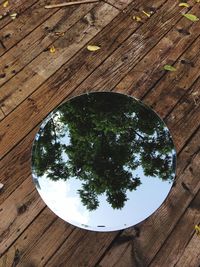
[31,92,176,231]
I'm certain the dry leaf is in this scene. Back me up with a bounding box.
[55,32,65,37]
[0,15,3,19]
[3,1,9,7]
[195,225,200,235]
[183,13,199,22]
[87,45,101,51]
[179,3,190,7]
[49,46,56,53]
[10,13,18,20]
[196,0,200,3]
[133,15,142,22]
[192,91,198,96]
[142,10,151,17]
[163,65,177,71]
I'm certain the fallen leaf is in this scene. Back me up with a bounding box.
[55,31,65,37]
[133,15,142,22]
[179,3,190,7]
[87,45,101,51]
[142,10,151,17]
[0,15,3,19]
[192,91,198,96]
[10,13,18,20]
[196,0,200,2]
[163,65,177,71]
[183,13,199,22]
[49,46,56,53]
[195,225,200,235]
[3,1,9,7]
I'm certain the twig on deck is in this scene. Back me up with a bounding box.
[0,39,6,50]
[45,0,99,9]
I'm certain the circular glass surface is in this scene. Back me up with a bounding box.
[31,92,176,231]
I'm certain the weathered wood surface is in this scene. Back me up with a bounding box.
[0,108,4,120]
[0,0,200,266]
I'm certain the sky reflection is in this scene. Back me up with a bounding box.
[32,92,176,231]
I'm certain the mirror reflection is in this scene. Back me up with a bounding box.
[32,92,176,231]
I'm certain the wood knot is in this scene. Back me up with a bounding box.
[12,248,20,266]
[17,204,27,215]
[0,73,6,79]
[180,59,195,67]
[177,28,190,36]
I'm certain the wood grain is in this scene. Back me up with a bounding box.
[0,0,199,265]
[0,108,4,120]
[0,0,40,30]
[0,0,57,57]
[0,1,119,117]
[106,0,136,10]
[0,176,45,255]
[98,151,200,267]
[175,230,200,267]
[149,190,200,266]
[0,0,174,116]
[166,77,200,151]
[0,3,94,88]
[114,3,200,97]
[0,0,192,157]
[0,69,199,264]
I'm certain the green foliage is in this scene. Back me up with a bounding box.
[32,93,175,211]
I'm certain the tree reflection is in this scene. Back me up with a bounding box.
[32,93,175,211]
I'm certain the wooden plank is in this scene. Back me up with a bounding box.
[0,3,95,87]
[0,101,198,261]
[0,127,38,205]
[175,128,200,178]
[0,108,4,120]
[0,0,193,157]
[106,0,134,9]
[73,1,199,96]
[0,0,59,57]
[1,79,199,206]
[45,228,118,267]
[0,1,119,115]
[96,76,200,265]
[148,190,200,267]
[0,207,74,267]
[95,74,200,265]
[0,207,57,267]
[114,3,200,97]
[97,152,200,267]
[1,82,199,203]
[141,37,200,122]
[17,219,74,267]
[1,126,199,265]
[0,1,198,264]
[175,232,200,267]
[1,85,199,264]
[0,0,39,31]
[1,0,167,112]
[166,77,200,152]
[0,176,46,255]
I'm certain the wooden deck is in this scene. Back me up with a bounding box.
[0,0,200,266]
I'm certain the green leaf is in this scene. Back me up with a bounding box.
[87,45,101,51]
[179,3,190,7]
[183,13,199,22]
[163,65,177,72]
